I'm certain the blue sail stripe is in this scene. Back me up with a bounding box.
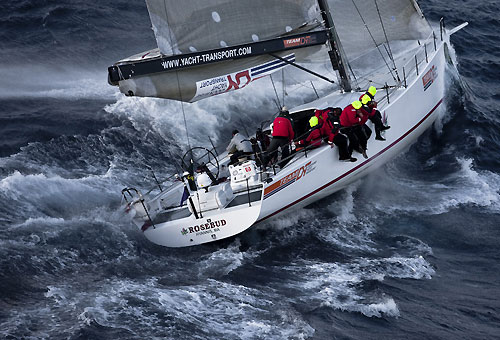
[251,55,295,73]
[252,58,296,77]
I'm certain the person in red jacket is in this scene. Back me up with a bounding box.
[315,108,356,162]
[340,101,371,159]
[360,90,390,141]
[296,116,322,149]
[264,108,295,168]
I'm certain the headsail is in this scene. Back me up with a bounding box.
[327,0,432,88]
[109,0,327,102]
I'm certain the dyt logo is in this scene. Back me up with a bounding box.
[264,161,317,200]
[422,65,438,91]
[283,36,312,48]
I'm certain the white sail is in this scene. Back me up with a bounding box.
[326,0,432,89]
[110,0,435,100]
[145,0,321,55]
[329,0,431,60]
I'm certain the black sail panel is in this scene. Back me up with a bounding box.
[110,30,328,102]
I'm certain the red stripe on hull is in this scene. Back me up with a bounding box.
[258,99,444,223]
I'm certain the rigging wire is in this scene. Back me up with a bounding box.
[162,0,175,55]
[350,0,398,84]
[347,62,360,90]
[162,1,192,156]
[282,69,286,108]
[269,74,282,110]
[174,71,192,151]
[310,81,320,99]
[374,0,400,82]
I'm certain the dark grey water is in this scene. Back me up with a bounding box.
[1,1,499,339]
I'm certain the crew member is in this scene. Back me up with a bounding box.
[360,86,390,141]
[340,101,371,159]
[226,129,253,165]
[315,108,356,162]
[255,127,270,151]
[296,116,322,149]
[249,137,264,167]
[264,108,295,168]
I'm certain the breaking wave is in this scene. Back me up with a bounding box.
[2,0,500,339]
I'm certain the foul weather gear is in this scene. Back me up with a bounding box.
[358,93,390,140]
[316,108,354,161]
[272,116,295,141]
[226,132,252,154]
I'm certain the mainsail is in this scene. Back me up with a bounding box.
[108,0,433,101]
[146,0,320,55]
[109,0,327,102]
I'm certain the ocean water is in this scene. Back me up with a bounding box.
[1,1,499,339]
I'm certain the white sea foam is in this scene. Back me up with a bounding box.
[283,255,434,318]
[195,239,262,278]
[316,219,377,252]
[0,170,130,237]
[0,170,120,216]
[45,286,69,305]
[104,95,221,149]
[0,65,116,100]
[327,182,360,223]
[366,157,500,215]
[40,277,315,340]
[11,216,66,230]
[359,298,400,318]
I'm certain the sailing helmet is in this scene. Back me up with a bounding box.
[352,100,362,110]
[309,116,319,128]
[368,86,377,97]
[196,173,211,189]
[361,94,372,105]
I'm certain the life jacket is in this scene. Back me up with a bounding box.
[315,108,338,139]
[327,108,342,129]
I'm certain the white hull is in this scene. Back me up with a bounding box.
[129,34,450,248]
[259,44,447,221]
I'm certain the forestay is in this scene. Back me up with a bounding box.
[328,0,432,86]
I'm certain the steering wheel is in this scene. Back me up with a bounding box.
[181,147,220,180]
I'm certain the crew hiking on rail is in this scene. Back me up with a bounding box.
[359,86,390,141]
[229,87,390,169]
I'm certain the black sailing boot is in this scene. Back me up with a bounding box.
[375,132,386,141]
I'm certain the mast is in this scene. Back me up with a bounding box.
[317,0,352,92]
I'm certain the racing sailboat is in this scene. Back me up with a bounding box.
[110,0,467,247]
